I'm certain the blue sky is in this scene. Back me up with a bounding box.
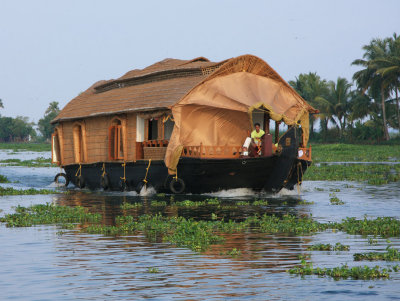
[0,0,399,122]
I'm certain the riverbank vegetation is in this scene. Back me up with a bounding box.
[0,143,50,152]
[290,33,400,143]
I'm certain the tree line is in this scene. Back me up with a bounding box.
[290,33,400,143]
[0,100,59,142]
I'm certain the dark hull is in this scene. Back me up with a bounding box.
[63,127,311,194]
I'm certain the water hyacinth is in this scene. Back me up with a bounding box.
[0,187,59,196]
[288,260,392,280]
[0,203,101,227]
[354,247,400,261]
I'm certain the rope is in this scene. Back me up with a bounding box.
[101,163,107,177]
[143,159,152,184]
[75,164,82,177]
[120,162,126,181]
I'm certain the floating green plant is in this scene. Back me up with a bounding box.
[223,248,241,257]
[334,216,400,237]
[147,267,160,273]
[368,237,379,245]
[251,214,330,234]
[329,193,345,205]
[307,242,350,251]
[354,247,400,261]
[288,260,391,280]
[0,174,10,183]
[174,200,205,207]
[205,198,220,205]
[0,203,101,227]
[120,202,142,210]
[150,200,167,207]
[298,199,314,205]
[0,157,54,167]
[253,199,269,206]
[0,187,59,196]
[236,201,250,206]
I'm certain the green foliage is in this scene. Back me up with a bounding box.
[147,267,160,273]
[38,101,60,141]
[0,157,53,167]
[0,203,101,227]
[0,116,36,142]
[305,164,400,185]
[224,248,242,257]
[334,216,400,237]
[354,246,400,261]
[150,200,167,207]
[0,142,50,152]
[0,187,58,196]
[329,194,345,205]
[311,143,400,163]
[288,260,391,280]
[307,242,350,251]
[120,202,142,210]
[252,199,269,206]
[0,174,10,183]
[250,214,330,234]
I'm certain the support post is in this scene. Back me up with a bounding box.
[263,111,270,134]
[275,121,280,143]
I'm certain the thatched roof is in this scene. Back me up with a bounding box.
[52,55,315,123]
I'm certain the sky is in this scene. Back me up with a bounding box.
[0,0,399,122]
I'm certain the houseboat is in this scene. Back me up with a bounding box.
[51,55,316,193]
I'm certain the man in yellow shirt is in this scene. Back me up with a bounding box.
[250,123,265,155]
[251,123,265,142]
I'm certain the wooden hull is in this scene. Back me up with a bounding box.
[62,127,311,194]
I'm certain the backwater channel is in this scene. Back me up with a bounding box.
[0,150,399,300]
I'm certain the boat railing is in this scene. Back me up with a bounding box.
[298,146,312,161]
[142,139,169,147]
[182,144,241,159]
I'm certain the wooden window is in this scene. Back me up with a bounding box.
[73,123,86,163]
[51,131,61,165]
[108,124,124,160]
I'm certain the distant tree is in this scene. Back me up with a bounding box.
[0,98,3,109]
[0,116,14,141]
[11,116,36,141]
[0,116,35,142]
[372,33,400,129]
[289,73,330,139]
[352,37,393,140]
[38,101,60,141]
[314,77,352,139]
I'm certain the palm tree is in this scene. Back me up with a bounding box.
[289,73,329,139]
[45,101,60,115]
[352,38,392,140]
[372,33,400,129]
[315,77,352,139]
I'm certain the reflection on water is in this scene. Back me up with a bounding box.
[1,164,400,299]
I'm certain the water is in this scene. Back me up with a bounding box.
[1,153,400,300]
